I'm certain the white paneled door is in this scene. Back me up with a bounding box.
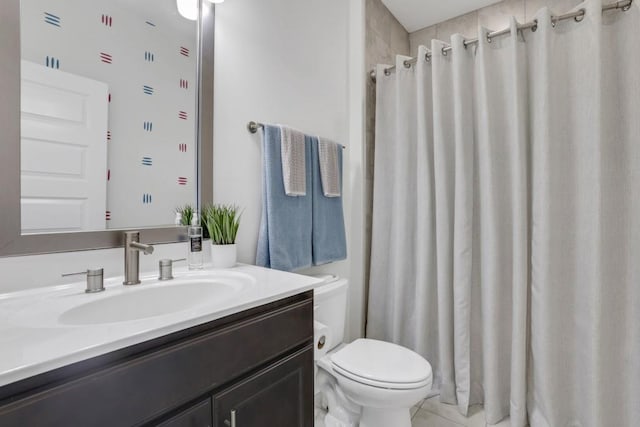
[20,60,108,233]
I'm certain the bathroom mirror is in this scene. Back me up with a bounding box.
[0,0,213,255]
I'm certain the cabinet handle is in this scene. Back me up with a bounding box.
[224,410,237,427]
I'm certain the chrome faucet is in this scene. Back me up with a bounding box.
[123,231,154,285]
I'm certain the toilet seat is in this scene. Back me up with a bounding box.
[332,364,431,390]
[330,338,432,390]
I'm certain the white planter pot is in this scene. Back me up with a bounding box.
[211,243,237,268]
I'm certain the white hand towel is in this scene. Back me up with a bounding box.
[318,137,341,197]
[280,125,307,196]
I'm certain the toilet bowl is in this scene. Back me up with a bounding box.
[313,276,432,427]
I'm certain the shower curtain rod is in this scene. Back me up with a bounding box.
[247,121,346,149]
[370,0,633,81]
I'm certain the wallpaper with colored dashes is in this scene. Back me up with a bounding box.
[21,0,198,229]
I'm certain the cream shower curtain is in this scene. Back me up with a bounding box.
[367,1,640,426]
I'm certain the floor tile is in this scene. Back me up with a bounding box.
[315,395,514,427]
[412,408,465,427]
[490,417,512,427]
[465,412,487,427]
[421,397,485,425]
[314,407,326,427]
[411,399,426,418]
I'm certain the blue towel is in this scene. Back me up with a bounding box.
[256,125,313,271]
[311,137,347,265]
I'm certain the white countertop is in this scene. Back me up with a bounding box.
[0,264,322,388]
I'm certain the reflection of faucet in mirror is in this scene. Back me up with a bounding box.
[123,231,154,286]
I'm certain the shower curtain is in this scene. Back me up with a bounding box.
[367,1,640,426]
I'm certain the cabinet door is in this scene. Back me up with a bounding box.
[213,346,313,427]
[156,399,212,427]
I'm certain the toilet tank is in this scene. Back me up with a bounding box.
[313,276,348,352]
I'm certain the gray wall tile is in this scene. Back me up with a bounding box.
[391,20,411,56]
[525,0,584,21]
[478,0,525,30]
[436,10,478,43]
[366,0,409,65]
[407,0,590,52]
[409,25,436,56]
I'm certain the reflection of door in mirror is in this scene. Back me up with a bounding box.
[20,0,198,233]
[21,61,108,234]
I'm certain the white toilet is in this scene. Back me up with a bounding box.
[313,276,432,427]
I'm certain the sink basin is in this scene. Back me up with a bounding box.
[59,280,244,325]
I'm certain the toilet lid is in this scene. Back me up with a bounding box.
[330,339,432,388]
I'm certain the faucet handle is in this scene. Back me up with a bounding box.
[62,268,105,293]
[129,241,154,255]
[158,258,186,281]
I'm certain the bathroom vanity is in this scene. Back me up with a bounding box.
[0,266,319,427]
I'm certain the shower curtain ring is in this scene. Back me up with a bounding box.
[403,60,411,69]
[531,19,538,32]
[486,32,493,43]
[574,8,586,22]
[441,46,448,56]
[384,68,391,76]
[622,0,633,11]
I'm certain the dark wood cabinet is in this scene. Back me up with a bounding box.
[213,346,313,427]
[157,399,212,427]
[0,292,314,427]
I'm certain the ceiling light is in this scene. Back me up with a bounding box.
[176,0,198,20]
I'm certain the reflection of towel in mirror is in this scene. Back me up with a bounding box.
[280,125,307,196]
[256,125,312,271]
[311,137,347,265]
[317,137,341,197]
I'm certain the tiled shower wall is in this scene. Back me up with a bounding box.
[364,0,585,331]
[364,0,410,325]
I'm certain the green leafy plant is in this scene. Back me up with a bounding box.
[203,204,242,245]
[175,204,194,226]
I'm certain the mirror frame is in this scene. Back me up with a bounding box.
[0,1,214,257]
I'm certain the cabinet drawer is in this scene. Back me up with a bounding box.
[0,295,312,427]
[156,399,212,427]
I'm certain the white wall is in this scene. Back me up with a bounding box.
[213,0,366,340]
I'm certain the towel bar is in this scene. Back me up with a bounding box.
[247,121,346,150]
[247,121,263,133]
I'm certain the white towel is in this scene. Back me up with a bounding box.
[318,137,341,197]
[280,126,307,196]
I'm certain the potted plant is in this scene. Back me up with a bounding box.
[203,204,241,268]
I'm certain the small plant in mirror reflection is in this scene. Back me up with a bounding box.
[175,204,194,226]
[202,204,242,245]
[177,204,212,239]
